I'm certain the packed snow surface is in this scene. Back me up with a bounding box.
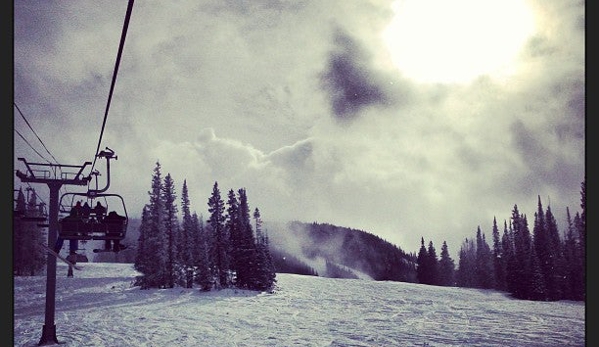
[14,263,585,347]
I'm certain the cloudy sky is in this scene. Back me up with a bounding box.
[14,0,585,256]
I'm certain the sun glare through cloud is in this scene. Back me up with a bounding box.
[382,0,537,84]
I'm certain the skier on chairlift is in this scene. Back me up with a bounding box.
[104,211,128,252]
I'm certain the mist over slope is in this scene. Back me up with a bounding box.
[266,221,417,282]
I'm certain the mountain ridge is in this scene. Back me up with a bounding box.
[265,220,417,282]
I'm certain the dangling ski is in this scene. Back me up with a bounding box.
[92,248,113,253]
[92,244,128,253]
[40,243,82,271]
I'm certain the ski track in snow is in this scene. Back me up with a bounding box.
[14,263,585,347]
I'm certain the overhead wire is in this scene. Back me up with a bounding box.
[14,102,70,202]
[13,103,58,210]
[14,103,82,212]
[14,129,51,164]
[14,102,61,164]
[13,130,60,214]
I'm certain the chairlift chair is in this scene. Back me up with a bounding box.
[58,191,128,242]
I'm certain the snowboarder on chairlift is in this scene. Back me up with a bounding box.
[104,211,128,252]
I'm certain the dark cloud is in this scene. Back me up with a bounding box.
[14,2,61,48]
[509,118,583,206]
[320,28,388,121]
[566,87,585,124]
[537,76,585,146]
[13,73,37,105]
[562,78,585,122]
[559,82,585,142]
[511,120,550,170]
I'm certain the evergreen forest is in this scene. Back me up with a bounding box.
[13,162,585,301]
[132,162,277,292]
[416,180,586,302]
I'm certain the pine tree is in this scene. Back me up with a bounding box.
[15,188,27,214]
[13,187,46,276]
[162,173,179,288]
[235,188,258,289]
[563,207,584,300]
[579,179,585,252]
[491,217,506,291]
[207,181,229,289]
[511,206,536,299]
[26,188,37,214]
[561,207,574,299]
[576,179,586,301]
[13,188,27,275]
[253,207,277,291]
[134,205,150,274]
[457,238,476,288]
[426,241,439,285]
[475,226,494,289]
[544,203,564,300]
[437,241,455,286]
[532,196,550,300]
[416,237,429,285]
[502,219,517,294]
[562,181,586,301]
[179,180,195,288]
[28,188,46,275]
[193,212,212,291]
[573,211,585,299]
[529,243,547,300]
[226,189,242,286]
[263,231,277,290]
[136,161,169,289]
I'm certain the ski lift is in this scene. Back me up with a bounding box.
[58,146,128,241]
[58,191,128,242]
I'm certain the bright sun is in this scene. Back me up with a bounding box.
[382,0,536,84]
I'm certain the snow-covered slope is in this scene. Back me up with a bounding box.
[14,262,585,347]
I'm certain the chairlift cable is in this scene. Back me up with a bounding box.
[90,0,135,173]
[14,102,61,165]
[59,1,134,247]
[14,102,70,205]
[14,129,52,164]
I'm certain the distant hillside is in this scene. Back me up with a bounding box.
[266,221,418,282]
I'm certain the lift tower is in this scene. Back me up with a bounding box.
[15,158,91,346]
